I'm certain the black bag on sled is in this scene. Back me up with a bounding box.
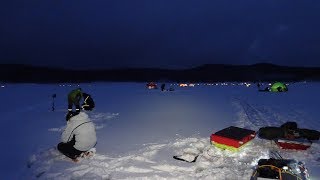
[280,122,298,132]
[299,128,320,140]
[258,127,284,140]
[258,121,320,141]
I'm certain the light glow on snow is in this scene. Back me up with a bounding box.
[0,82,319,179]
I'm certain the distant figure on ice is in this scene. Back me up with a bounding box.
[58,112,97,162]
[81,93,95,111]
[257,83,261,89]
[258,87,270,92]
[68,88,83,113]
[257,83,270,92]
[161,83,166,91]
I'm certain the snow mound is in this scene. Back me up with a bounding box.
[25,136,305,179]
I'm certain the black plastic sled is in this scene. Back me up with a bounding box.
[250,158,310,180]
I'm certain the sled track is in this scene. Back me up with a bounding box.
[233,98,320,170]
[233,98,308,130]
[233,98,276,130]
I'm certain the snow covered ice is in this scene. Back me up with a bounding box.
[0,82,319,179]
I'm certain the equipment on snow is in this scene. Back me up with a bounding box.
[210,126,256,151]
[250,158,310,180]
[259,127,284,140]
[258,122,319,150]
[299,129,320,141]
[275,138,312,150]
[173,154,199,163]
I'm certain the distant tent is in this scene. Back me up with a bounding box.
[270,82,288,92]
[146,82,157,89]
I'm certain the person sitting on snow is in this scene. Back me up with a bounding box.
[58,112,97,162]
[81,92,95,111]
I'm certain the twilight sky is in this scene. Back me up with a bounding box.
[0,0,320,69]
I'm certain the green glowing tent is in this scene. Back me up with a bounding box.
[270,82,288,92]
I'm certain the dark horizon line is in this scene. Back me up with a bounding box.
[1,62,320,83]
[1,62,320,71]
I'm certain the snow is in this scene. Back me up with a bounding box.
[0,82,320,179]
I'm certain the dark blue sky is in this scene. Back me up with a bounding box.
[1,0,320,69]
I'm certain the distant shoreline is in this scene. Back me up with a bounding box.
[1,63,320,83]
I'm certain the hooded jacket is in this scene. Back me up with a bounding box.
[61,112,97,151]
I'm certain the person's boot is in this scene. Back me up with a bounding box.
[71,157,79,163]
[82,148,96,158]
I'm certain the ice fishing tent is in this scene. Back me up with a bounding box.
[146,82,157,89]
[270,82,288,92]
